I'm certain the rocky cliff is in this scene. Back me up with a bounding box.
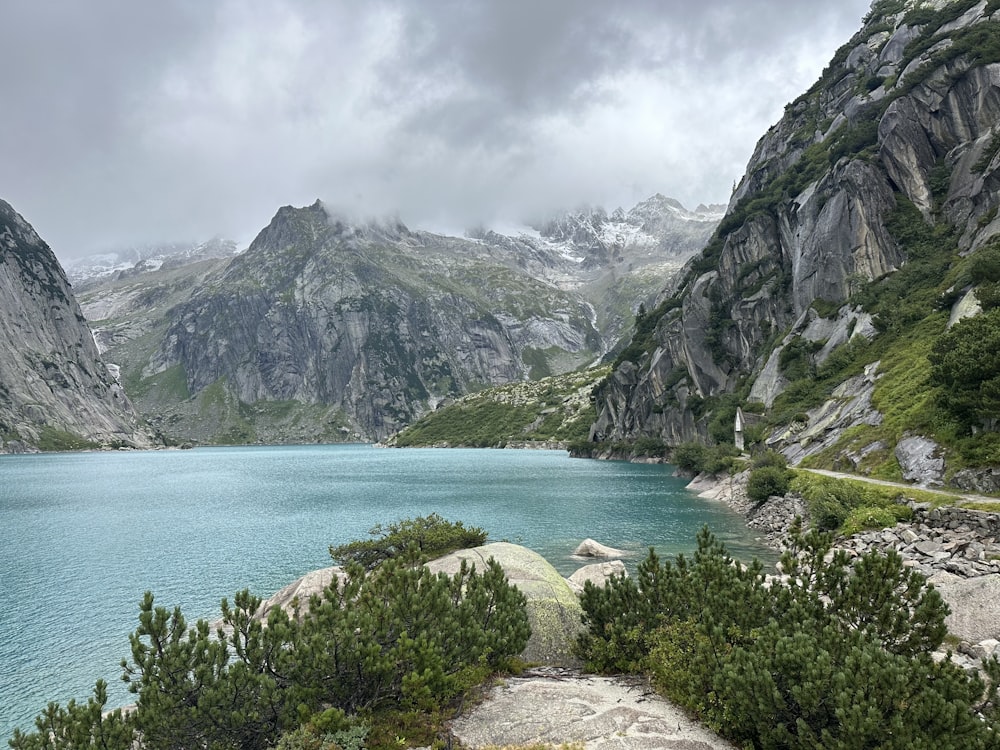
[0,199,155,452]
[591,0,1000,480]
[83,196,718,443]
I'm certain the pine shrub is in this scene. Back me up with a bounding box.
[11,520,528,750]
[577,524,999,748]
[329,513,487,570]
[746,465,792,502]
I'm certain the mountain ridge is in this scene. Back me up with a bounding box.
[0,199,156,453]
[79,195,717,443]
[588,0,1000,487]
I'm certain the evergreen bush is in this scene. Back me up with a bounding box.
[11,520,528,750]
[746,465,792,502]
[329,513,487,570]
[577,524,997,748]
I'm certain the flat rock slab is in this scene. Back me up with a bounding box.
[929,572,1000,643]
[450,671,735,750]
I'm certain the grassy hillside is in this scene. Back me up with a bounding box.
[387,367,609,448]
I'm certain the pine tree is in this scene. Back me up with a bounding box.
[578,524,1000,748]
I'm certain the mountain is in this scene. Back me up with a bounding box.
[64,237,241,288]
[80,196,719,443]
[589,0,1000,488]
[0,199,155,452]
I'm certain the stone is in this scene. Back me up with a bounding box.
[915,540,943,556]
[927,574,1000,644]
[566,560,627,594]
[970,639,1000,661]
[255,566,345,619]
[894,435,945,486]
[428,542,585,667]
[450,671,737,750]
[573,538,629,558]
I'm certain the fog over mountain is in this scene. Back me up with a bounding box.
[1,1,870,260]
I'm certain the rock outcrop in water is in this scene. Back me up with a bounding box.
[0,199,155,453]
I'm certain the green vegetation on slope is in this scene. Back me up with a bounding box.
[10,517,528,750]
[760,193,1000,476]
[34,427,99,452]
[390,367,608,448]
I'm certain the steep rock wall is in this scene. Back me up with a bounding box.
[592,0,1000,449]
[0,199,154,452]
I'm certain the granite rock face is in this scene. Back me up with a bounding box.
[87,196,718,443]
[0,198,155,452]
[450,670,736,750]
[591,1,1000,466]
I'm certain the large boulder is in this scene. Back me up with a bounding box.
[928,572,1000,644]
[427,542,584,666]
[566,560,627,594]
[573,538,628,558]
[254,543,586,666]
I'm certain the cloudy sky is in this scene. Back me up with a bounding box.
[2,0,872,261]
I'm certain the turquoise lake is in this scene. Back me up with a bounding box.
[0,444,774,738]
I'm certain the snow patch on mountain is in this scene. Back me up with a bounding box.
[65,237,242,285]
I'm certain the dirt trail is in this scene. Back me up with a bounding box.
[799,468,996,505]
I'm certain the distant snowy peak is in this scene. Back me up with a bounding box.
[532,195,721,242]
[628,193,726,223]
[65,237,241,284]
[515,194,722,268]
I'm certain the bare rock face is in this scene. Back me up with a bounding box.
[450,671,736,750]
[0,199,155,452]
[895,435,946,486]
[768,362,884,467]
[590,2,1000,458]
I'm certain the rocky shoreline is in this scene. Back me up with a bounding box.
[689,469,1000,670]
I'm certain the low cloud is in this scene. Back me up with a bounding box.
[0,0,872,259]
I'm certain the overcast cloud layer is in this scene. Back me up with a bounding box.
[2,0,873,260]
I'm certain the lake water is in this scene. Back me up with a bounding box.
[0,445,773,738]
